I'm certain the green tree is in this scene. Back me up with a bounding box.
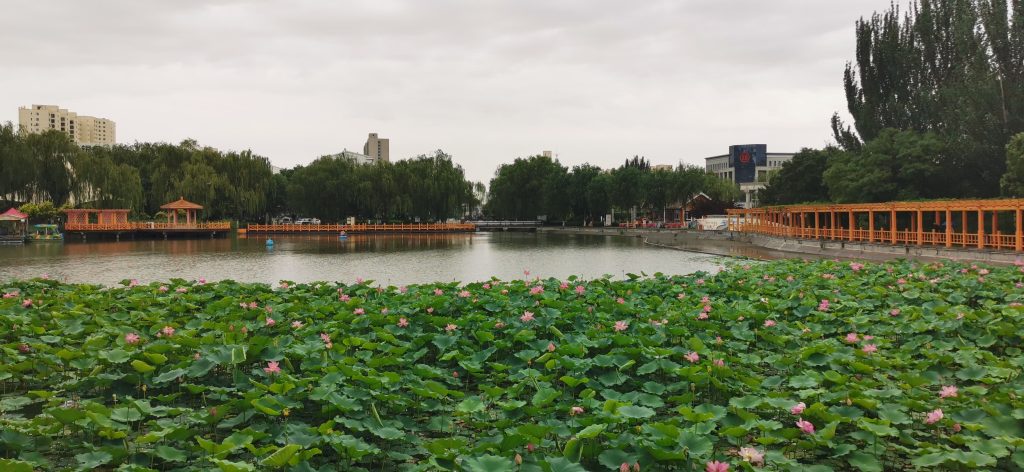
[832,0,1024,197]
[759,148,837,205]
[824,128,947,203]
[999,132,1024,196]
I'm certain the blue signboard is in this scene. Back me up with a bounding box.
[729,144,766,183]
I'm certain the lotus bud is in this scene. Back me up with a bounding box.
[526,443,536,453]
[633,462,640,472]
[514,453,523,465]
[620,463,630,472]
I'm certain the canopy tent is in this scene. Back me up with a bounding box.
[0,208,28,221]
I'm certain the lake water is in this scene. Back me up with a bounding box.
[0,232,729,286]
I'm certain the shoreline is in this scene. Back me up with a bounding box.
[537,226,1023,264]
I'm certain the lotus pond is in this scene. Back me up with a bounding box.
[1,259,1024,471]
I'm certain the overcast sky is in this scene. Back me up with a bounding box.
[1,0,895,183]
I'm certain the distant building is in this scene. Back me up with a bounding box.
[363,133,389,163]
[330,149,379,165]
[542,150,553,158]
[18,104,116,146]
[652,164,673,171]
[704,145,795,208]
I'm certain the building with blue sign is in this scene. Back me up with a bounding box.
[704,145,795,208]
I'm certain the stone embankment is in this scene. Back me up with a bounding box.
[538,227,1023,264]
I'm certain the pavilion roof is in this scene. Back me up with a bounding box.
[0,207,27,221]
[160,197,204,210]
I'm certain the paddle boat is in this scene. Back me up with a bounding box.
[27,224,63,242]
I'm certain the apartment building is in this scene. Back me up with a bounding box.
[704,144,795,208]
[18,104,116,146]
[363,133,389,163]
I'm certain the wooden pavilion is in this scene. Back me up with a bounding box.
[160,197,204,226]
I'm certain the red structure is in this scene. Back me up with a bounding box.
[160,197,204,226]
[65,209,131,230]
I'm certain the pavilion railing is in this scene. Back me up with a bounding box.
[246,223,477,233]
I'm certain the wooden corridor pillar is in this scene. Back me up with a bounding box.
[978,210,985,249]
[946,209,953,248]
[868,211,874,242]
[890,209,897,244]
[1017,207,1023,252]
[916,210,923,246]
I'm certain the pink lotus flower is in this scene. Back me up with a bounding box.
[445,323,457,332]
[239,302,248,309]
[979,268,989,275]
[263,317,275,327]
[559,282,569,290]
[791,402,806,415]
[939,385,958,399]
[705,460,730,472]
[530,286,544,295]
[501,289,509,295]
[434,288,444,296]
[575,285,585,294]
[890,308,901,316]
[616,297,625,304]
[482,283,491,289]
[862,344,878,354]
[320,333,331,343]
[381,307,389,314]
[452,371,459,378]
[619,463,630,472]
[925,408,943,424]
[763,319,776,327]
[125,333,140,344]
[684,352,700,363]
[863,334,875,340]
[494,321,505,328]
[175,287,188,293]
[523,269,530,276]
[738,447,764,465]
[796,418,815,434]
[520,311,535,322]
[339,294,350,302]
[570,406,585,415]
[353,308,365,315]
[458,290,470,298]
[22,299,32,308]
[278,281,288,289]
[162,326,175,336]
[547,342,556,352]
[291,320,303,329]
[697,313,709,320]
[263,361,281,374]
[845,332,859,343]
[850,262,864,271]
[714,359,725,367]
[129,279,139,287]
[614,320,628,332]
[355,277,364,284]
[2,292,16,299]
[398,317,409,328]
[198,277,207,285]
[897,278,907,285]
[399,285,408,293]
[715,336,723,344]
[786,275,794,281]
[817,299,830,311]
[677,293,685,299]
[696,278,705,285]
[952,422,961,432]
[427,307,434,313]
[702,304,712,312]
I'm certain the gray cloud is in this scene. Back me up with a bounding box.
[0,0,893,182]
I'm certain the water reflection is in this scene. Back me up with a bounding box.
[0,232,726,285]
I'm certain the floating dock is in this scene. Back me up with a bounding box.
[245,223,477,234]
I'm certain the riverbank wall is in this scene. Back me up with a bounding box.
[537,227,1023,264]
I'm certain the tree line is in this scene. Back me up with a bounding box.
[485,155,738,223]
[763,0,1024,205]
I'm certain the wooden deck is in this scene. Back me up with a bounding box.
[728,199,1024,252]
[246,223,476,233]
[64,222,231,233]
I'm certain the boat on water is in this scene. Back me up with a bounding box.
[338,231,348,240]
[27,224,64,242]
